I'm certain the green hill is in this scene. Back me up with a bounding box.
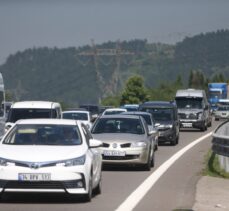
[1,30,229,105]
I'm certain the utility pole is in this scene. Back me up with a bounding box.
[77,40,135,99]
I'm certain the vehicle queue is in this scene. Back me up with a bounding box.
[0,88,215,202]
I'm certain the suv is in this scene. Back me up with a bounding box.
[139,101,179,146]
[5,101,62,131]
[175,89,212,131]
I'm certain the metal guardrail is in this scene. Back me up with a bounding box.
[212,121,229,157]
[212,136,229,157]
[212,121,229,173]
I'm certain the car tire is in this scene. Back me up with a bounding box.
[93,175,102,195]
[176,135,179,145]
[151,151,155,168]
[143,151,151,171]
[82,173,93,202]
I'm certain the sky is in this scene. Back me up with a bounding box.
[0,0,229,64]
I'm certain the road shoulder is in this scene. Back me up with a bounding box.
[192,176,229,211]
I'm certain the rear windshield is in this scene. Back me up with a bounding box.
[63,112,88,120]
[7,109,54,123]
[141,108,173,121]
[3,124,82,146]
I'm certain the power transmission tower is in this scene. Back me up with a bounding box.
[77,40,135,100]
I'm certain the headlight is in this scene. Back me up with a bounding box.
[56,155,86,167]
[131,141,147,148]
[166,124,173,129]
[198,112,203,120]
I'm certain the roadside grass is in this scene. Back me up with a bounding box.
[202,150,229,179]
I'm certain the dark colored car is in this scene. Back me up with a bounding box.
[139,101,179,146]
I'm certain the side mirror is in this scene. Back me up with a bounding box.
[5,122,14,133]
[148,128,158,136]
[89,139,102,148]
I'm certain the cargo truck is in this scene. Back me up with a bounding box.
[208,83,228,111]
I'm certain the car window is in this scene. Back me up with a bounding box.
[3,124,82,146]
[63,112,88,120]
[7,109,52,123]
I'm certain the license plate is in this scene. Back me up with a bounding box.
[18,173,51,181]
[182,123,192,128]
[103,150,125,156]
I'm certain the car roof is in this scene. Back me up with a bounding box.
[11,101,60,109]
[99,114,141,119]
[122,111,151,116]
[140,101,176,108]
[16,118,79,125]
[62,110,90,114]
[104,108,127,112]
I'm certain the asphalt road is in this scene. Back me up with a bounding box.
[0,121,220,211]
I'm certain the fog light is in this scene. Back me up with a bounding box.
[77,181,84,188]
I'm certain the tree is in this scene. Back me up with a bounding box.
[120,75,149,105]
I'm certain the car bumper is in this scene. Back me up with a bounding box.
[101,147,149,165]
[215,113,229,119]
[179,119,204,129]
[158,128,175,143]
[0,165,89,194]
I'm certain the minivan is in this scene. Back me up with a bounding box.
[5,101,62,131]
[175,89,212,131]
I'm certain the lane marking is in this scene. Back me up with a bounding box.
[115,132,213,211]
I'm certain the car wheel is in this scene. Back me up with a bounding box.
[82,173,93,202]
[151,151,155,168]
[143,151,151,171]
[93,175,102,195]
[176,135,179,145]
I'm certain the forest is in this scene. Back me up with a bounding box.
[1,29,229,106]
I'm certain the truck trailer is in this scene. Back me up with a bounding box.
[208,83,228,111]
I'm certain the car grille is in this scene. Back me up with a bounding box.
[102,155,139,160]
[179,113,197,120]
[120,143,131,148]
[0,179,85,189]
[102,143,110,148]
[158,128,170,132]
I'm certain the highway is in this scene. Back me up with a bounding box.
[0,121,220,211]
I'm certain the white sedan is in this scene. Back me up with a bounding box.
[0,119,102,202]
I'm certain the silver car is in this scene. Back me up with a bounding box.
[215,106,229,121]
[91,115,155,170]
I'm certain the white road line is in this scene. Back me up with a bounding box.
[115,132,213,211]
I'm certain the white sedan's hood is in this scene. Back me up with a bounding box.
[0,145,87,162]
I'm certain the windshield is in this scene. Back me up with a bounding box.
[92,118,145,134]
[3,124,82,145]
[104,110,124,115]
[176,98,203,109]
[209,91,222,99]
[218,106,229,111]
[63,112,88,120]
[7,109,53,123]
[141,108,173,121]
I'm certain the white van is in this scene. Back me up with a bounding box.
[5,101,62,130]
[175,89,212,131]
